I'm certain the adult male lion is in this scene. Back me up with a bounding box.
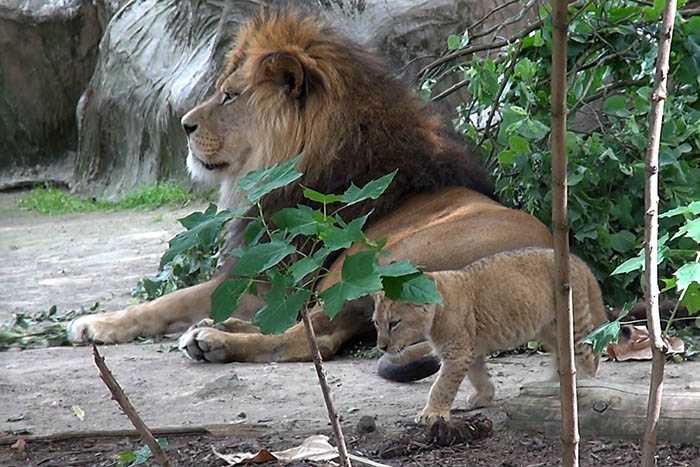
[69,10,552,381]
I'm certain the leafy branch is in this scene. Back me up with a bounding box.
[161,157,442,465]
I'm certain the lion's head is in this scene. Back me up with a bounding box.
[182,9,493,225]
[373,292,436,356]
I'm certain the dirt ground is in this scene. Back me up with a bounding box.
[1,191,699,466]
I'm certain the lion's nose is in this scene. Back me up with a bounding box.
[183,123,198,136]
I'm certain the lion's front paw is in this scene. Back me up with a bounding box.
[178,327,232,363]
[415,407,450,426]
[67,314,132,344]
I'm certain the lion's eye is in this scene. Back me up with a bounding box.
[389,320,401,331]
[221,90,240,105]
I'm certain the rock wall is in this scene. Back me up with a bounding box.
[0,0,105,189]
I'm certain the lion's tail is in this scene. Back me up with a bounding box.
[573,257,607,378]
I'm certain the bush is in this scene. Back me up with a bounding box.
[424,1,700,307]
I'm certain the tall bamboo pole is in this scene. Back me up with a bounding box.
[641,1,677,466]
[550,1,579,466]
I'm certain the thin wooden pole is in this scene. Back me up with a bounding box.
[550,1,579,466]
[300,309,352,467]
[92,345,171,467]
[641,1,677,466]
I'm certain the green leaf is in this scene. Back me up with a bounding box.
[124,439,168,466]
[302,187,344,204]
[682,282,700,314]
[211,279,252,322]
[447,34,462,50]
[239,155,303,203]
[672,217,700,243]
[178,204,218,229]
[514,118,550,140]
[243,219,265,246]
[522,30,544,48]
[321,213,370,251]
[231,240,296,277]
[288,248,331,284]
[603,95,630,117]
[583,320,621,354]
[271,205,319,239]
[342,171,397,206]
[675,262,700,292]
[161,206,237,266]
[320,250,383,318]
[611,235,670,275]
[377,261,420,277]
[117,451,137,466]
[253,273,311,334]
[382,272,443,305]
[508,135,531,155]
[608,230,636,254]
[514,57,535,81]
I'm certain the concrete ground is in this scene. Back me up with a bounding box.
[1,191,699,442]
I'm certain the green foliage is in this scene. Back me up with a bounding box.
[132,205,234,301]
[427,0,700,307]
[154,158,441,334]
[18,182,194,215]
[583,305,631,354]
[0,304,102,350]
[117,439,168,467]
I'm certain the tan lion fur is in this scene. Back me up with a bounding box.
[373,248,606,424]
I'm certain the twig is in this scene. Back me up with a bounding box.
[477,45,522,147]
[0,424,269,446]
[641,1,677,466]
[550,1,579,466]
[92,344,171,467]
[417,20,544,81]
[299,309,351,467]
[469,0,540,43]
[469,0,521,32]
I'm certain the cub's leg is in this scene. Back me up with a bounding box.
[536,322,560,381]
[416,351,471,426]
[465,355,495,409]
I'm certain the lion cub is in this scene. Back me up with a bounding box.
[372,247,606,426]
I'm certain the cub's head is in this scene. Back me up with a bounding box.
[179,10,356,203]
[372,292,435,356]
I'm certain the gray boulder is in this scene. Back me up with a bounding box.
[0,0,104,189]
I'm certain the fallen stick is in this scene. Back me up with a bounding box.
[0,424,269,446]
[92,344,171,467]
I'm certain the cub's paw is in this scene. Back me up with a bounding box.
[415,408,450,427]
[466,392,495,410]
[178,327,232,363]
[67,314,132,344]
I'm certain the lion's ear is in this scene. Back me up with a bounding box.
[254,52,306,98]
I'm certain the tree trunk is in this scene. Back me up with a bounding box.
[641,1,677,466]
[550,1,579,466]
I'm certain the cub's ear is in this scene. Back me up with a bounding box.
[253,52,305,98]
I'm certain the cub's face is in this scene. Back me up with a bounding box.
[372,294,433,355]
[181,68,256,185]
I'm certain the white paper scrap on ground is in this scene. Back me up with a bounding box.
[212,434,391,466]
